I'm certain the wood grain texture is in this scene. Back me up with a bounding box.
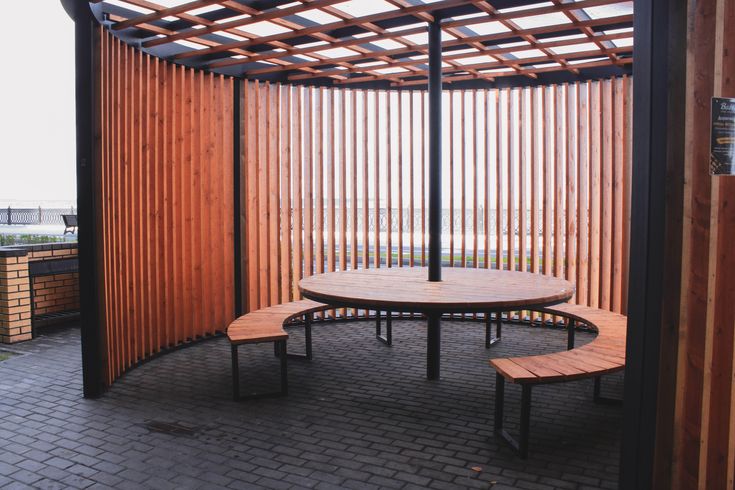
[98,30,235,384]
[300,267,574,313]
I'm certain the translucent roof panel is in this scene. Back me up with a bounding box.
[97,0,634,87]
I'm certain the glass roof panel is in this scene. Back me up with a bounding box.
[242,21,292,37]
[512,13,572,30]
[335,0,399,17]
[550,43,600,55]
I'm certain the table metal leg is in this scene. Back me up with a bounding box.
[427,313,441,380]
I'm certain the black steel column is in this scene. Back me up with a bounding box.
[233,81,243,317]
[66,0,106,398]
[426,313,441,379]
[427,18,442,282]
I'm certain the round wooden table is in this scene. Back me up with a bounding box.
[299,267,574,379]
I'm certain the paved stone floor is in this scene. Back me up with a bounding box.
[0,318,622,490]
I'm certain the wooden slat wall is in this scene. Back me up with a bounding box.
[669,0,735,488]
[99,29,235,385]
[240,78,633,316]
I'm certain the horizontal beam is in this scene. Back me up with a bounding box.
[390,57,633,87]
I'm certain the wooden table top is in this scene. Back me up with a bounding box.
[299,267,574,313]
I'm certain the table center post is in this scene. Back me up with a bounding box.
[427,15,443,379]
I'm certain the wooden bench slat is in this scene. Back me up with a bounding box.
[491,304,627,385]
[227,300,330,345]
[491,359,540,382]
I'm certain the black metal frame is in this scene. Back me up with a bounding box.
[231,340,287,400]
[286,313,314,360]
[620,0,687,487]
[427,17,442,283]
[375,311,393,346]
[64,0,107,399]
[485,312,503,348]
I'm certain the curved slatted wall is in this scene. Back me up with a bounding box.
[98,28,235,385]
[240,78,633,317]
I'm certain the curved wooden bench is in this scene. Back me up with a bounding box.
[489,303,627,458]
[227,299,330,400]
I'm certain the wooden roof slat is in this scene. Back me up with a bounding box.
[142,0,349,49]
[391,57,633,86]
[208,12,632,71]
[288,46,630,82]
[99,0,633,86]
[112,0,222,31]
[245,31,631,77]
[170,0,480,60]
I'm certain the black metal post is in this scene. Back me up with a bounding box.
[426,313,441,379]
[427,18,442,282]
[66,0,106,398]
[567,318,575,350]
[231,344,240,400]
[233,81,243,317]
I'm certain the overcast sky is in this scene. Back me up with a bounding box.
[0,1,76,205]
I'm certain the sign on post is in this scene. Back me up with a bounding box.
[711,97,735,175]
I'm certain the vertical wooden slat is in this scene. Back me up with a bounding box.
[266,85,281,304]
[485,89,491,269]
[292,86,303,300]
[449,92,455,267]
[256,82,269,307]
[496,90,504,271]
[350,89,358,273]
[374,90,381,269]
[315,88,324,276]
[566,83,578,303]
[421,91,426,267]
[460,90,467,268]
[409,92,415,267]
[518,88,527,273]
[542,86,553,279]
[600,79,614,310]
[530,87,539,275]
[612,78,625,313]
[588,81,601,308]
[362,90,369,271]
[222,75,235,323]
[327,89,336,278]
[507,88,515,273]
[280,85,292,303]
[472,90,479,269]
[554,84,565,281]
[397,91,404,268]
[304,87,314,278]
[339,89,347,273]
[577,81,590,306]
[386,92,392,268]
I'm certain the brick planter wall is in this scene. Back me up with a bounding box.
[0,243,79,343]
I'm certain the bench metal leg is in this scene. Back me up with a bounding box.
[593,376,622,405]
[494,373,532,459]
[231,345,240,401]
[485,312,502,348]
[288,313,313,360]
[376,311,392,346]
[567,319,575,350]
[232,340,288,401]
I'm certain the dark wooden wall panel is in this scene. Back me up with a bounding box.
[99,29,235,385]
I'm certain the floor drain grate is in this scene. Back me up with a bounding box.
[144,421,198,436]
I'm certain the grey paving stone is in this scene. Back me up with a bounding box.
[0,320,623,490]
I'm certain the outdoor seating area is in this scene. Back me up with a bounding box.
[4,0,726,487]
